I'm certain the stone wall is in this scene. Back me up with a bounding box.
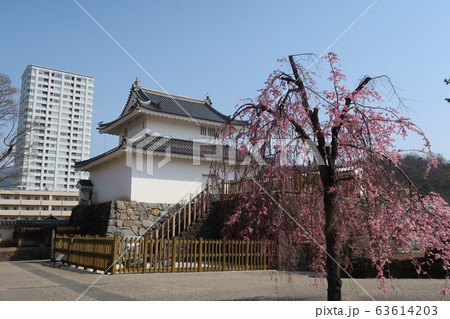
[70,200,173,237]
[106,201,171,237]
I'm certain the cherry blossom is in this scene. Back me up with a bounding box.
[213,53,450,301]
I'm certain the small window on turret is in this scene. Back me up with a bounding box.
[200,126,217,137]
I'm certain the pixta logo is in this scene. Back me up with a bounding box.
[124,128,326,176]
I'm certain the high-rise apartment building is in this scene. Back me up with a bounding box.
[15,65,93,191]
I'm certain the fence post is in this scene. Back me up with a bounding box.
[111,236,119,275]
[198,238,203,272]
[263,243,269,270]
[93,235,98,272]
[245,239,250,271]
[172,216,176,237]
[222,240,226,271]
[142,236,149,273]
[69,236,74,265]
[171,237,177,273]
[189,199,193,224]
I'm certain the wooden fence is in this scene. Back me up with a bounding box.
[53,235,272,274]
[53,235,115,272]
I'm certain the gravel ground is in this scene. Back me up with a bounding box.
[0,260,448,301]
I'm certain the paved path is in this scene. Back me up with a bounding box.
[0,260,448,301]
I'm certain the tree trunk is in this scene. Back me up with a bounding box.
[324,190,342,300]
[321,166,342,301]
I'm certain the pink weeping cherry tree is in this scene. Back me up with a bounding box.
[215,53,450,301]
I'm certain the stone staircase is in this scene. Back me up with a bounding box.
[180,199,219,239]
[147,184,215,239]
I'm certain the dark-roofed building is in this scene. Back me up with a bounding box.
[74,80,244,204]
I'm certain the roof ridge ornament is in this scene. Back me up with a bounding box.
[205,93,212,105]
[133,77,141,89]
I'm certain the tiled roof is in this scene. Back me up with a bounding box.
[98,83,247,130]
[73,144,124,169]
[74,135,235,170]
[76,179,93,187]
[131,134,221,158]
[16,217,70,226]
[136,88,246,125]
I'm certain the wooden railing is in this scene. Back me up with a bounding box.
[149,184,211,239]
[220,172,353,198]
[220,174,320,198]
[53,235,272,274]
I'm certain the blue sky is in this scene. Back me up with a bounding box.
[1,0,450,159]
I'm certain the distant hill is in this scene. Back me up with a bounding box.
[397,154,450,204]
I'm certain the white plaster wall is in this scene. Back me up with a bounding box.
[123,115,147,140]
[147,116,204,139]
[89,156,132,204]
[123,115,215,141]
[130,154,212,203]
[122,115,205,141]
[143,115,223,141]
